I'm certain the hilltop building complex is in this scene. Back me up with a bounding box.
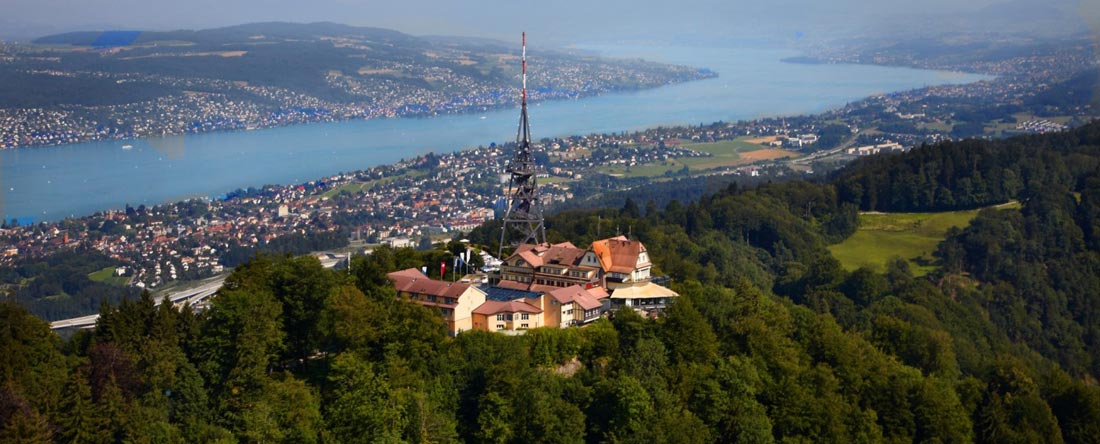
[377,35,677,336]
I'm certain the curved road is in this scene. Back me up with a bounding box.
[49,253,347,330]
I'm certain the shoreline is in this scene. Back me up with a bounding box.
[0,48,995,152]
[0,48,999,223]
[0,79,713,151]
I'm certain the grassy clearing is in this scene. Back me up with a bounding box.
[680,138,755,167]
[540,176,576,184]
[600,160,689,178]
[88,267,129,287]
[322,170,427,198]
[828,202,1018,276]
[598,137,801,178]
[682,138,764,154]
[681,138,800,169]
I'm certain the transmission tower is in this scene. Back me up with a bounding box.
[498,32,546,259]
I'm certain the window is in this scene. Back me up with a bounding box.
[496,314,505,321]
[496,325,504,330]
[427,295,437,302]
[521,313,529,320]
[520,323,529,329]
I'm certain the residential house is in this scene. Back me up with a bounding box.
[472,300,545,333]
[587,236,679,314]
[588,235,652,290]
[387,268,486,336]
[498,242,601,289]
[546,285,608,327]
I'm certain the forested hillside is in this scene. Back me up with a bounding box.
[3,122,1100,443]
[835,123,1100,212]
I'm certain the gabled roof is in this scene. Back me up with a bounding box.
[590,236,650,274]
[529,283,561,294]
[574,292,604,310]
[387,268,480,299]
[542,243,586,266]
[587,286,610,299]
[505,242,586,269]
[516,251,540,267]
[473,300,543,315]
[387,267,428,280]
[547,285,604,310]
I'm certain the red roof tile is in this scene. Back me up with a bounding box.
[547,285,604,310]
[387,268,475,298]
[590,236,650,274]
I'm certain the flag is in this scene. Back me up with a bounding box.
[454,256,460,268]
[441,261,446,277]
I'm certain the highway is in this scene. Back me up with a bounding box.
[49,252,348,330]
[790,134,860,165]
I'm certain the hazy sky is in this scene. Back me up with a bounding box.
[1,0,1094,42]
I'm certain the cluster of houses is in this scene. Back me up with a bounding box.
[386,235,678,335]
[763,134,819,149]
[846,141,904,156]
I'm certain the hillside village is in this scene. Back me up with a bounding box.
[387,235,677,335]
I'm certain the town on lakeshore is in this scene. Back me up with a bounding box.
[0,23,712,149]
[1,27,1097,326]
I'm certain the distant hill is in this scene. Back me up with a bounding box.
[1,22,713,148]
[869,0,1089,40]
[17,21,705,105]
[33,21,422,47]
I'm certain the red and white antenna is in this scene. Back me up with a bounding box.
[521,32,527,105]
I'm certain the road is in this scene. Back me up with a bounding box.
[790,134,860,165]
[49,252,348,330]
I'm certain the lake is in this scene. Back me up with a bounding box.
[0,45,989,222]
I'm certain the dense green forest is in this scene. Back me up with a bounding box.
[3,122,1100,443]
[0,251,141,321]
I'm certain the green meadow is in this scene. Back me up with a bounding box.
[828,202,1019,276]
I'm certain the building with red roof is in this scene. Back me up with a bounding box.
[471,299,545,333]
[497,241,601,289]
[546,285,607,327]
[387,268,486,336]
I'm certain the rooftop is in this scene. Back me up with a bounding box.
[387,268,480,299]
[610,282,678,300]
[590,235,650,274]
[472,299,543,315]
[547,285,605,310]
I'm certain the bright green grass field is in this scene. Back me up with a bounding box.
[682,138,764,155]
[600,138,771,177]
[680,138,761,169]
[828,202,1019,276]
[88,267,130,287]
[322,170,428,198]
[601,160,688,178]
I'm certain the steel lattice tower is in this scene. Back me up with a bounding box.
[498,32,546,259]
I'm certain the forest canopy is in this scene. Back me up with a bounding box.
[3,121,1100,443]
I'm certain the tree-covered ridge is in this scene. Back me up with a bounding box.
[4,122,1100,443]
[835,122,1100,212]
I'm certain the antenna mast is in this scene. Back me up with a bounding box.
[498,32,546,260]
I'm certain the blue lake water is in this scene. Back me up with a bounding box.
[0,45,990,222]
